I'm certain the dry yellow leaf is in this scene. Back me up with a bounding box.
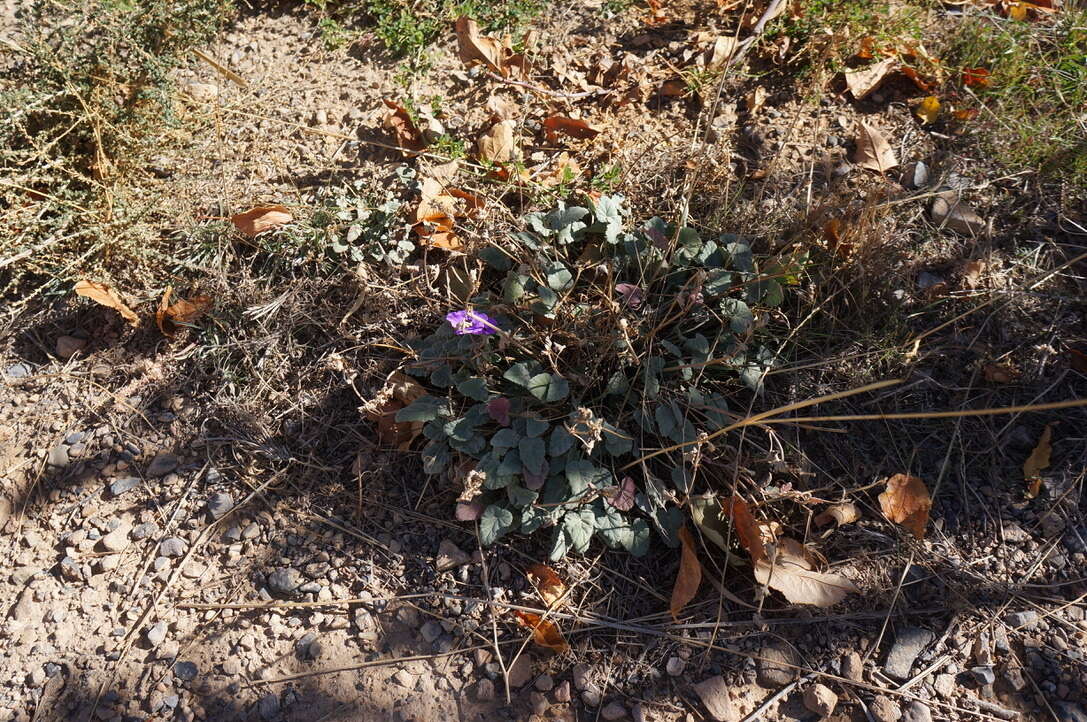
[853,121,899,172]
[74,280,140,327]
[231,204,293,237]
[1023,423,1053,498]
[814,502,859,527]
[916,95,940,124]
[526,564,567,610]
[878,473,931,539]
[514,611,568,653]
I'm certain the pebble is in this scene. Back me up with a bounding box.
[99,523,131,552]
[159,537,187,557]
[207,492,233,520]
[146,621,168,647]
[601,702,627,720]
[131,521,158,540]
[5,362,32,378]
[803,683,838,716]
[871,695,902,722]
[47,445,70,468]
[267,568,304,598]
[582,688,602,707]
[222,658,242,675]
[257,693,280,720]
[666,656,686,676]
[572,663,591,691]
[534,674,553,692]
[174,661,198,681]
[508,655,534,688]
[476,679,495,701]
[692,676,733,722]
[27,667,47,688]
[757,644,798,687]
[530,692,549,715]
[553,680,571,703]
[841,650,863,681]
[900,161,929,189]
[393,669,415,689]
[903,701,933,722]
[420,620,442,643]
[971,666,996,685]
[933,673,955,698]
[1005,610,1039,629]
[884,627,934,680]
[435,539,470,571]
[55,335,86,359]
[147,453,179,477]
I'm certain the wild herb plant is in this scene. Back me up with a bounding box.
[395,196,801,560]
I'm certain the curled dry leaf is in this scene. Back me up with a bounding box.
[1023,423,1053,499]
[536,152,582,187]
[74,280,140,327]
[155,286,212,337]
[745,85,768,113]
[231,204,293,237]
[878,473,931,539]
[526,563,567,609]
[726,495,767,565]
[815,502,859,527]
[754,539,859,608]
[853,122,898,173]
[478,119,517,163]
[542,115,603,143]
[382,99,426,154]
[455,16,508,75]
[364,371,426,450]
[513,611,569,653]
[960,259,987,289]
[983,362,1019,383]
[703,35,738,71]
[962,67,990,88]
[845,57,897,99]
[670,526,702,622]
[915,95,940,124]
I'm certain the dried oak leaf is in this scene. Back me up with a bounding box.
[962,67,990,88]
[455,16,524,78]
[542,115,603,143]
[1023,423,1053,499]
[845,57,898,99]
[155,286,212,337]
[364,372,426,450]
[815,502,860,527]
[526,563,567,609]
[983,362,1019,383]
[753,538,859,608]
[670,526,702,622]
[74,280,140,327]
[726,494,768,565]
[231,204,293,237]
[478,119,517,163]
[878,473,931,539]
[382,99,426,155]
[514,611,569,653]
[853,121,898,173]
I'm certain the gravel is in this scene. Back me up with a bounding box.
[206,492,233,520]
[159,537,187,557]
[884,627,934,680]
[1005,610,1039,629]
[267,568,304,598]
[146,621,168,647]
[109,477,140,496]
[147,453,179,477]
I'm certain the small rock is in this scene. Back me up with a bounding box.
[902,700,933,722]
[666,656,686,676]
[393,669,415,689]
[257,693,280,720]
[508,654,534,688]
[99,523,131,552]
[535,674,554,692]
[692,676,733,722]
[27,666,47,688]
[601,702,627,720]
[933,673,955,698]
[47,445,70,468]
[971,666,996,686]
[931,190,985,235]
[147,453,179,477]
[158,537,187,557]
[884,627,934,681]
[900,161,929,189]
[206,492,233,520]
[131,521,158,540]
[65,431,85,444]
[174,660,198,681]
[1056,703,1087,722]
[183,81,219,102]
[871,695,902,722]
[109,477,140,496]
[222,658,242,676]
[530,692,549,715]
[146,621,168,647]
[267,568,304,598]
[803,683,838,717]
[582,688,602,707]
[572,663,591,691]
[757,644,798,687]
[5,362,32,378]
[56,335,86,359]
[435,539,470,571]
[841,651,863,681]
[476,679,495,701]
[420,620,442,643]
[1004,610,1038,629]
[10,588,38,622]
[553,680,571,703]
[1002,666,1028,692]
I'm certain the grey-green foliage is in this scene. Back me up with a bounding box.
[400,194,801,561]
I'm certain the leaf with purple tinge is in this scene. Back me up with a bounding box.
[455,499,485,521]
[615,283,645,309]
[607,476,637,511]
[524,459,549,490]
[487,397,511,426]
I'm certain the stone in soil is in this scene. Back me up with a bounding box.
[900,161,929,189]
[902,701,933,722]
[870,695,902,722]
[267,568,304,598]
[47,444,70,468]
[206,492,233,520]
[666,656,686,676]
[475,679,495,701]
[147,452,179,477]
[971,666,996,685]
[803,683,838,717]
[883,627,934,680]
[393,669,415,689]
[146,621,168,647]
[420,620,442,643]
[507,654,534,688]
[55,335,86,359]
[933,673,955,698]
[757,643,798,687]
[99,523,131,552]
[534,674,553,692]
[1055,703,1087,722]
[173,661,197,681]
[841,650,863,681]
[572,663,590,691]
[553,681,571,703]
[131,521,158,540]
[435,539,470,571]
[692,676,733,722]
[257,693,280,720]
[530,692,549,715]
[5,362,32,378]
[159,537,187,557]
[109,477,140,496]
[1004,610,1038,629]
[601,701,627,720]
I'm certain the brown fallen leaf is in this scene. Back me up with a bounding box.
[726,494,768,565]
[231,204,293,237]
[485,94,518,121]
[931,191,985,235]
[514,611,569,653]
[414,213,463,251]
[363,372,426,450]
[878,473,931,539]
[155,286,212,337]
[526,563,567,609]
[536,152,582,187]
[1023,423,1053,499]
[983,362,1019,383]
[454,16,507,75]
[704,35,738,71]
[961,259,987,289]
[1070,349,1087,373]
[845,57,897,99]
[542,115,602,143]
[478,119,517,163]
[670,526,702,622]
[814,502,859,527]
[74,280,140,327]
[745,85,768,113]
[853,122,898,173]
[382,99,426,155]
[753,539,859,608]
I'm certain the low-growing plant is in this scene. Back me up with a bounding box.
[389,196,804,560]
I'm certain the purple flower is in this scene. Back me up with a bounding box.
[446,310,498,336]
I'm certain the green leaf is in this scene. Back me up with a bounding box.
[637,498,682,548]
[563,508,595,554]
[527,373,569,402]
[625,518,650,556]
[592,499,631,550]
[497,449,522,476]
[457,377,490,402]
[671,466,693,495]
[504,273,530,303]
[550,425,575,456]
[506,484,539,507]
[549,524,569,561]
[430,364,453,388]
[720,298,753,334]
[479,244,512,271]
[589,194,625,244]
[532,286,559,315]
[518,436,547,476]
[479,504,515,546]
[525,417,550,437]
[503,361,539,388]
[723,240,754,272]
[654,405,676,438]
[491,428,520,449]
[544,261,574,292]
[762,279,784,307]
[421,441,449,475]
[704,268,732,296]
[602,422,632,456]
[690,494,729,552]
[565,461,609,495]
[395,396,446,422]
